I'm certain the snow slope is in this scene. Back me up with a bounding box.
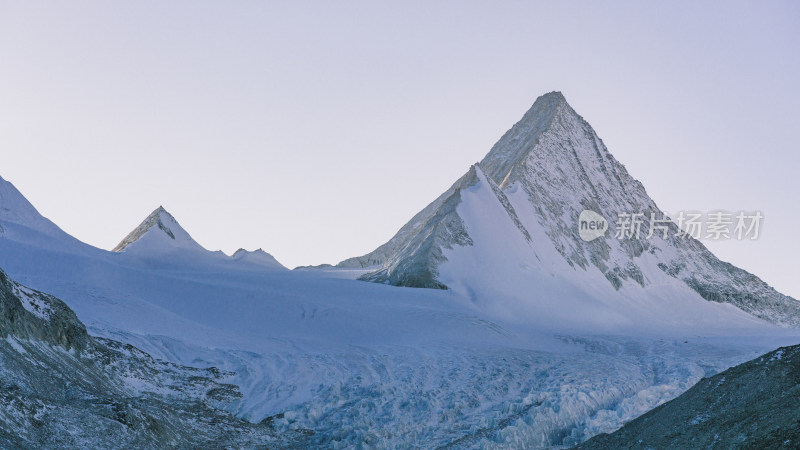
[0,175,61,236]
[0,175,88,253]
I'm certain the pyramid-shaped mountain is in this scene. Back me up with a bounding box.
[338,92,800,327]
[113,206,204,253]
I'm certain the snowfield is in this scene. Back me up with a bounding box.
[0,222,796,447]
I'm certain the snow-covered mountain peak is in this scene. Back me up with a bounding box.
[232,248,287,270]
[233,247,256,257]
[337,91,800,327]
[478,91,570,187]
[112,206,202,253]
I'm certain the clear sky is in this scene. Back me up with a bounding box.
[1,1,798,298]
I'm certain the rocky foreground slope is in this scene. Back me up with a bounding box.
[0,267,303,448]
[577,344,800,449]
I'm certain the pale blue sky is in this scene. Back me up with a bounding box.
[1,1,798,298]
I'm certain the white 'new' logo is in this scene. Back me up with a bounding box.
[578,210,607,242]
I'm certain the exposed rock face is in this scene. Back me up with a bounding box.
[0,269,91,351]
[0,267,304,448]
[576,344,800,449]
[337,91,800,327]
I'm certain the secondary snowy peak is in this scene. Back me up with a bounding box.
[112,207,287,271]
[113,206,203,253]
[232,248,287,270]
[340,91,800,327]
[0,179,287,271]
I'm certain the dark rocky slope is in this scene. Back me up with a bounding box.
[577,344,800,449]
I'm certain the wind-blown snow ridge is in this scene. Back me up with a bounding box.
[0,175,43,227]
[0,175,65,238]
